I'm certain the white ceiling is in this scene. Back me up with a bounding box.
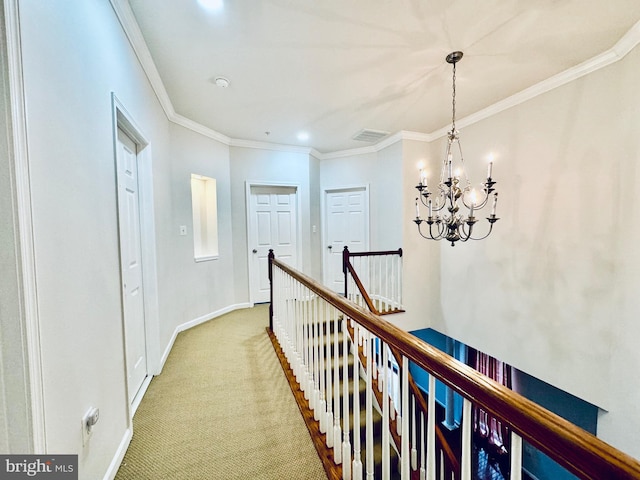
[128,0,640,153]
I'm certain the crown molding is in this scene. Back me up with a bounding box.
[396,130,435,143]
[613,18,640,57]
[112,5,640,157]
[229,137,317,156]
[171,113,231,145]
[109,0,175,119]
[318,131,436,159]
[319,145,377,160]
[428,19,640,142]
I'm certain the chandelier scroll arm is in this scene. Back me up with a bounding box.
[461,186,491,211]
[465,217,500,242]
[415,218,446,241]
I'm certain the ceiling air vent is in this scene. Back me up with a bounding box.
[352,129,390,143]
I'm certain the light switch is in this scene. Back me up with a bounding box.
[179,225,187,236]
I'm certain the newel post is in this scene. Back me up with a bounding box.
[342,246,349,298]
[268,249,274,331]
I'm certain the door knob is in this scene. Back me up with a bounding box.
[328,245,332,250]
[253,249,257,253]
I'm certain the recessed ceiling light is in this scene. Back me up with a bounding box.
[198,0,224,11]
[214,76,230,88]
[297,132,309,142]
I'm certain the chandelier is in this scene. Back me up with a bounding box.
[414,51,499,246]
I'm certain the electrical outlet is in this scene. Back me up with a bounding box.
[179,225,187,236]
[81,407,99,446]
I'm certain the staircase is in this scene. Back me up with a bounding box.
[269,314,404,479]
[268,251,640,480]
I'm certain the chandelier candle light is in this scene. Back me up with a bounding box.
[414,51,499,246]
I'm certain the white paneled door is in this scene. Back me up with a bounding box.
[116,128,147,404]
[248,185,298,303]
[323,187,369,293]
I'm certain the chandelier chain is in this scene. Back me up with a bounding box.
[451,62,456,132]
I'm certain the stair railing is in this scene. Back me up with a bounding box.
[269,251,640,480]
[343,246,404,315]
[343,247,458,477]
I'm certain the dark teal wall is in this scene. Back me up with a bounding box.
[409,327,599,480]
[515,370,597,480]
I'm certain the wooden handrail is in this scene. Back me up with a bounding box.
[346,247,403,258]
[271,257,640,480]
[345,261,379,314]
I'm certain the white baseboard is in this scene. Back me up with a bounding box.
[130,375,153,416]
[158,302,252,373]
[103,428,132,480]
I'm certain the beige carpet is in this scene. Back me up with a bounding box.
[115,305,327,480]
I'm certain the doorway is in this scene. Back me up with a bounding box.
[323,186,370,293]
[116,127,148,404]
[247,184,299,304]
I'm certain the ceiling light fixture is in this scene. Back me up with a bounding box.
[413,51,499,246]
[214,76,230,88]
[197,0,224,12]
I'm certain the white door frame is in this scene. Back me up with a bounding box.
[245,181,302,305]
[112,95,161,413]
[321,185,370,288]
[5,0,46,451]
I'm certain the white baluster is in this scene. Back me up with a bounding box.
[384,254,388,309]
[295,282,302,384]
[411,395,417,470]
[372,337,378,381]
[377,338,383,392]
[312,297,319,419]
[317,299,326,432]
[289,278,301,378]
[382,344,390,480]
[333,308,342,463]
[300,288,315,404]
[401,356,410,479]
[398,254,402,308]
[342,318,351,479]
[376,255,380,311]
[510,431,523,480]
[298,283,305,387]
[325,303,334,448]
[420,412,426,480]
[352,323,363,480]
[427,375,436,480]
[365,331,374,480]
[461,399,472,480]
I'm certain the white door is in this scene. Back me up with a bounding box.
[248,186,298,303]
[323,187,369,293]
[116,128,147,403]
